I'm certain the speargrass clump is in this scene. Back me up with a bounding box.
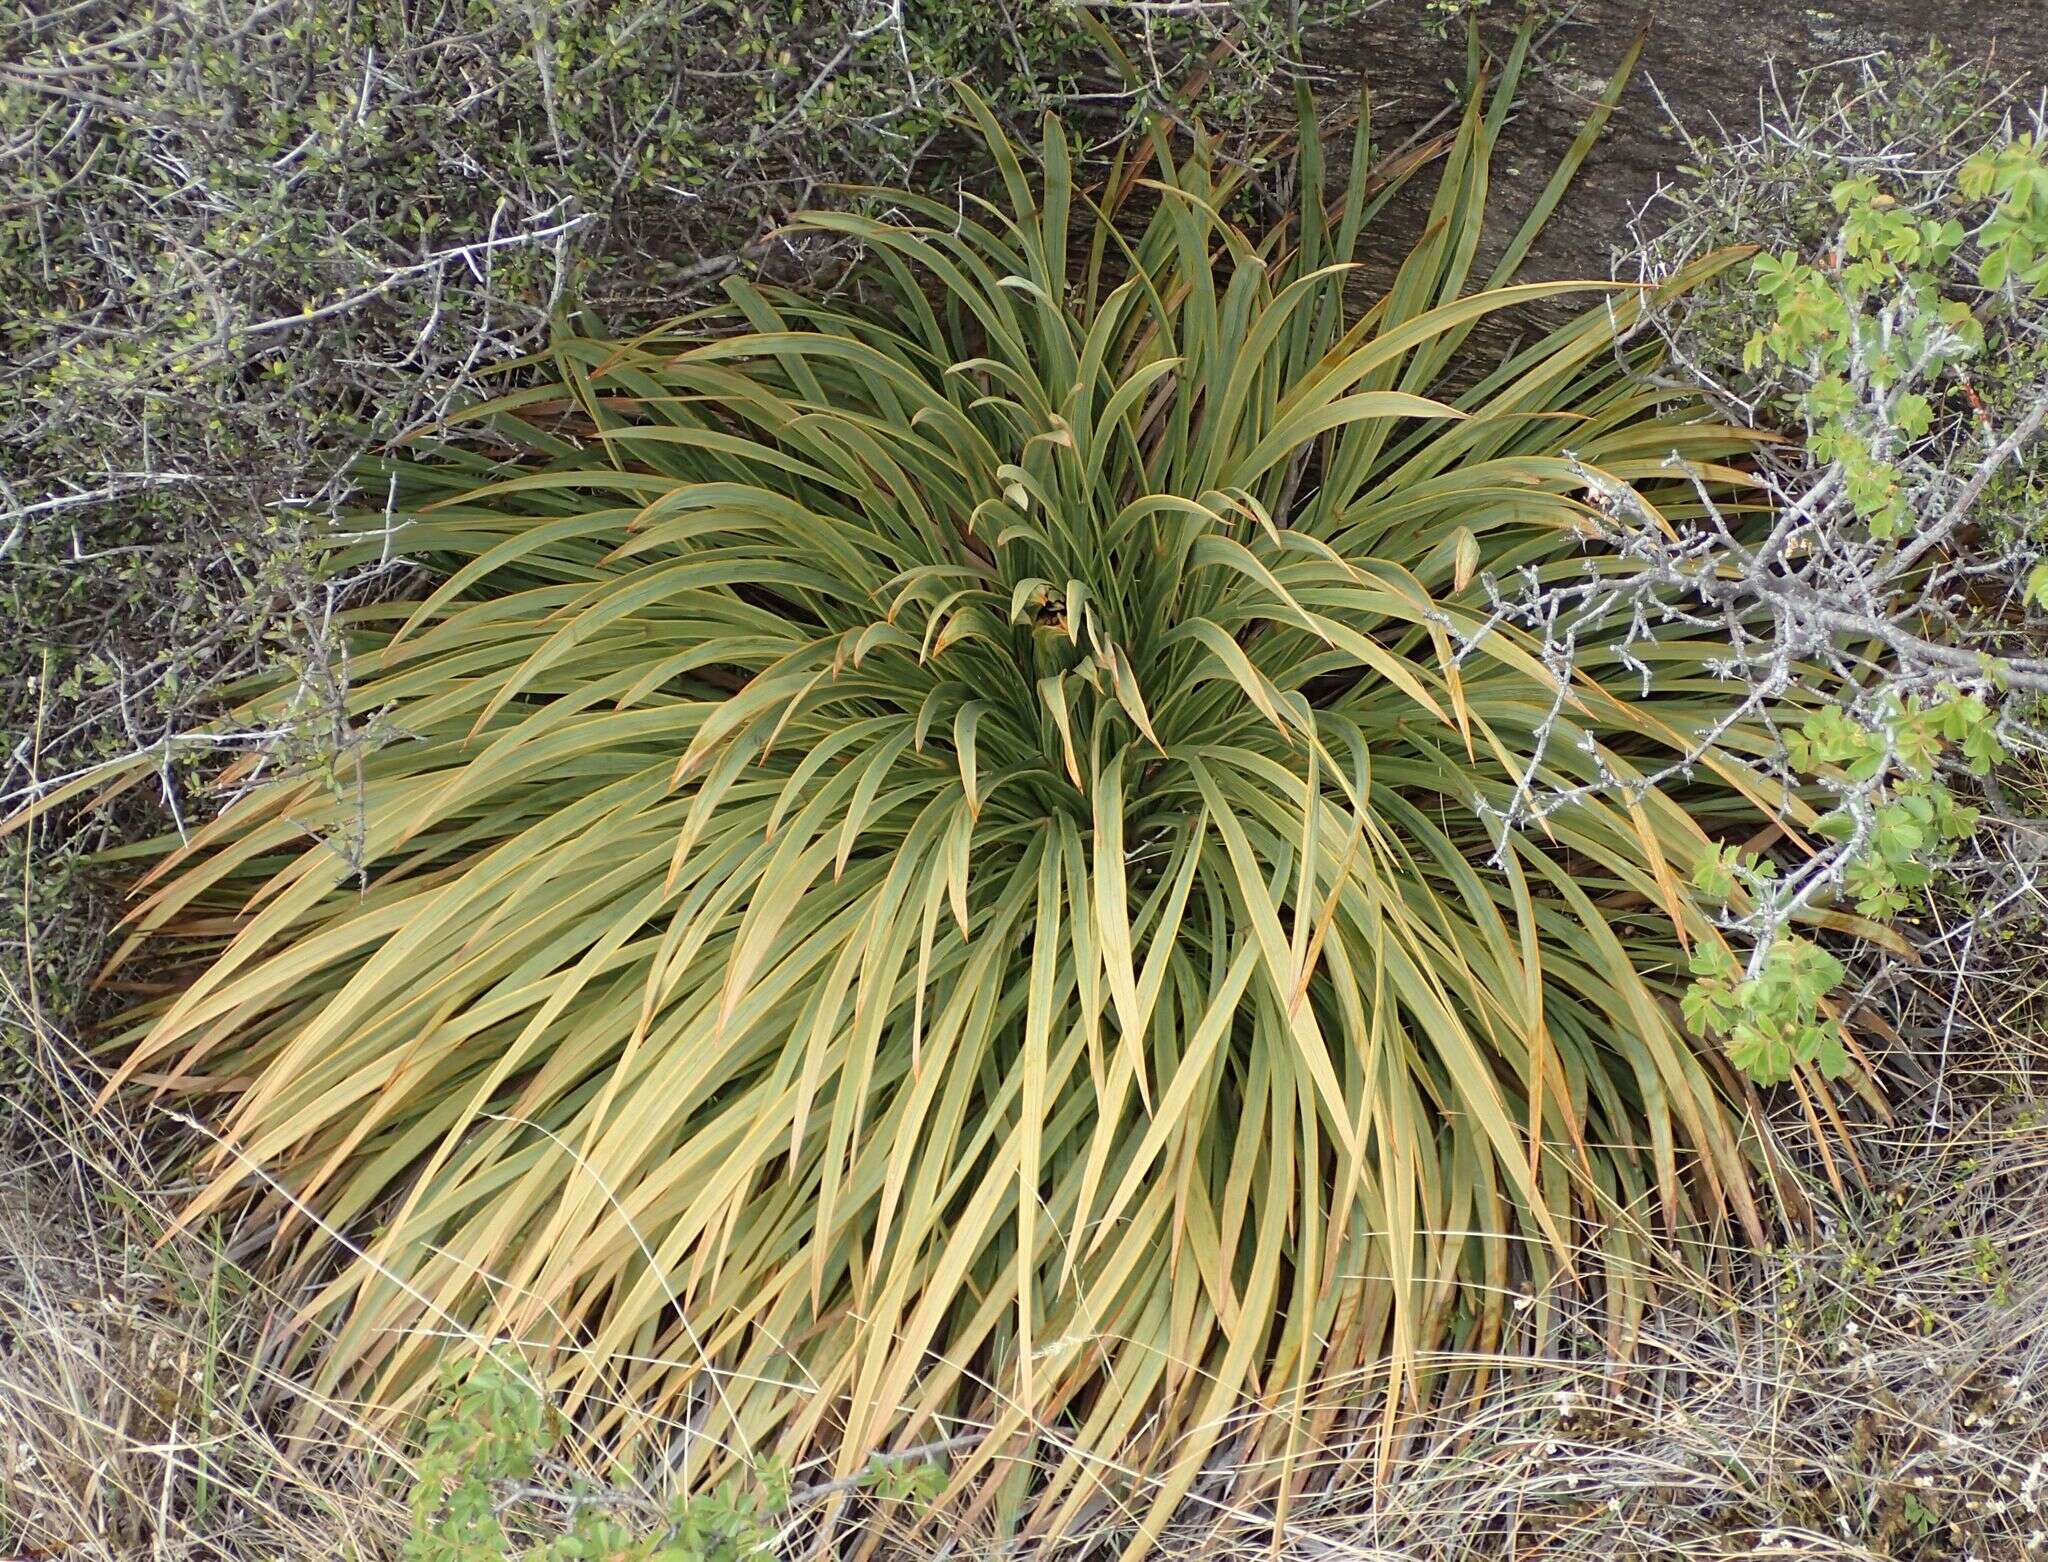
[34,39,1819,1543]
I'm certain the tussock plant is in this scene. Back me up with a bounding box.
[32,39,1822,1545]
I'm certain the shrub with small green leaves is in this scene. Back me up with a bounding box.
[1741,154,2043,542]
[1592,52,2048,1075]
[1677,139,2045,1054]
[407,1355,799,1562]
[410,1358,552,1562]
[1683,938,1847,1086]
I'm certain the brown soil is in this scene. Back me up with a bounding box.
[1318,0,2048,280]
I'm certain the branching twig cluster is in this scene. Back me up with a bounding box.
[1470,51,2048,996]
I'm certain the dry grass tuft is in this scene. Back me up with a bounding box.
[1209,1103,2048,1560]
[0,993,406,1562]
